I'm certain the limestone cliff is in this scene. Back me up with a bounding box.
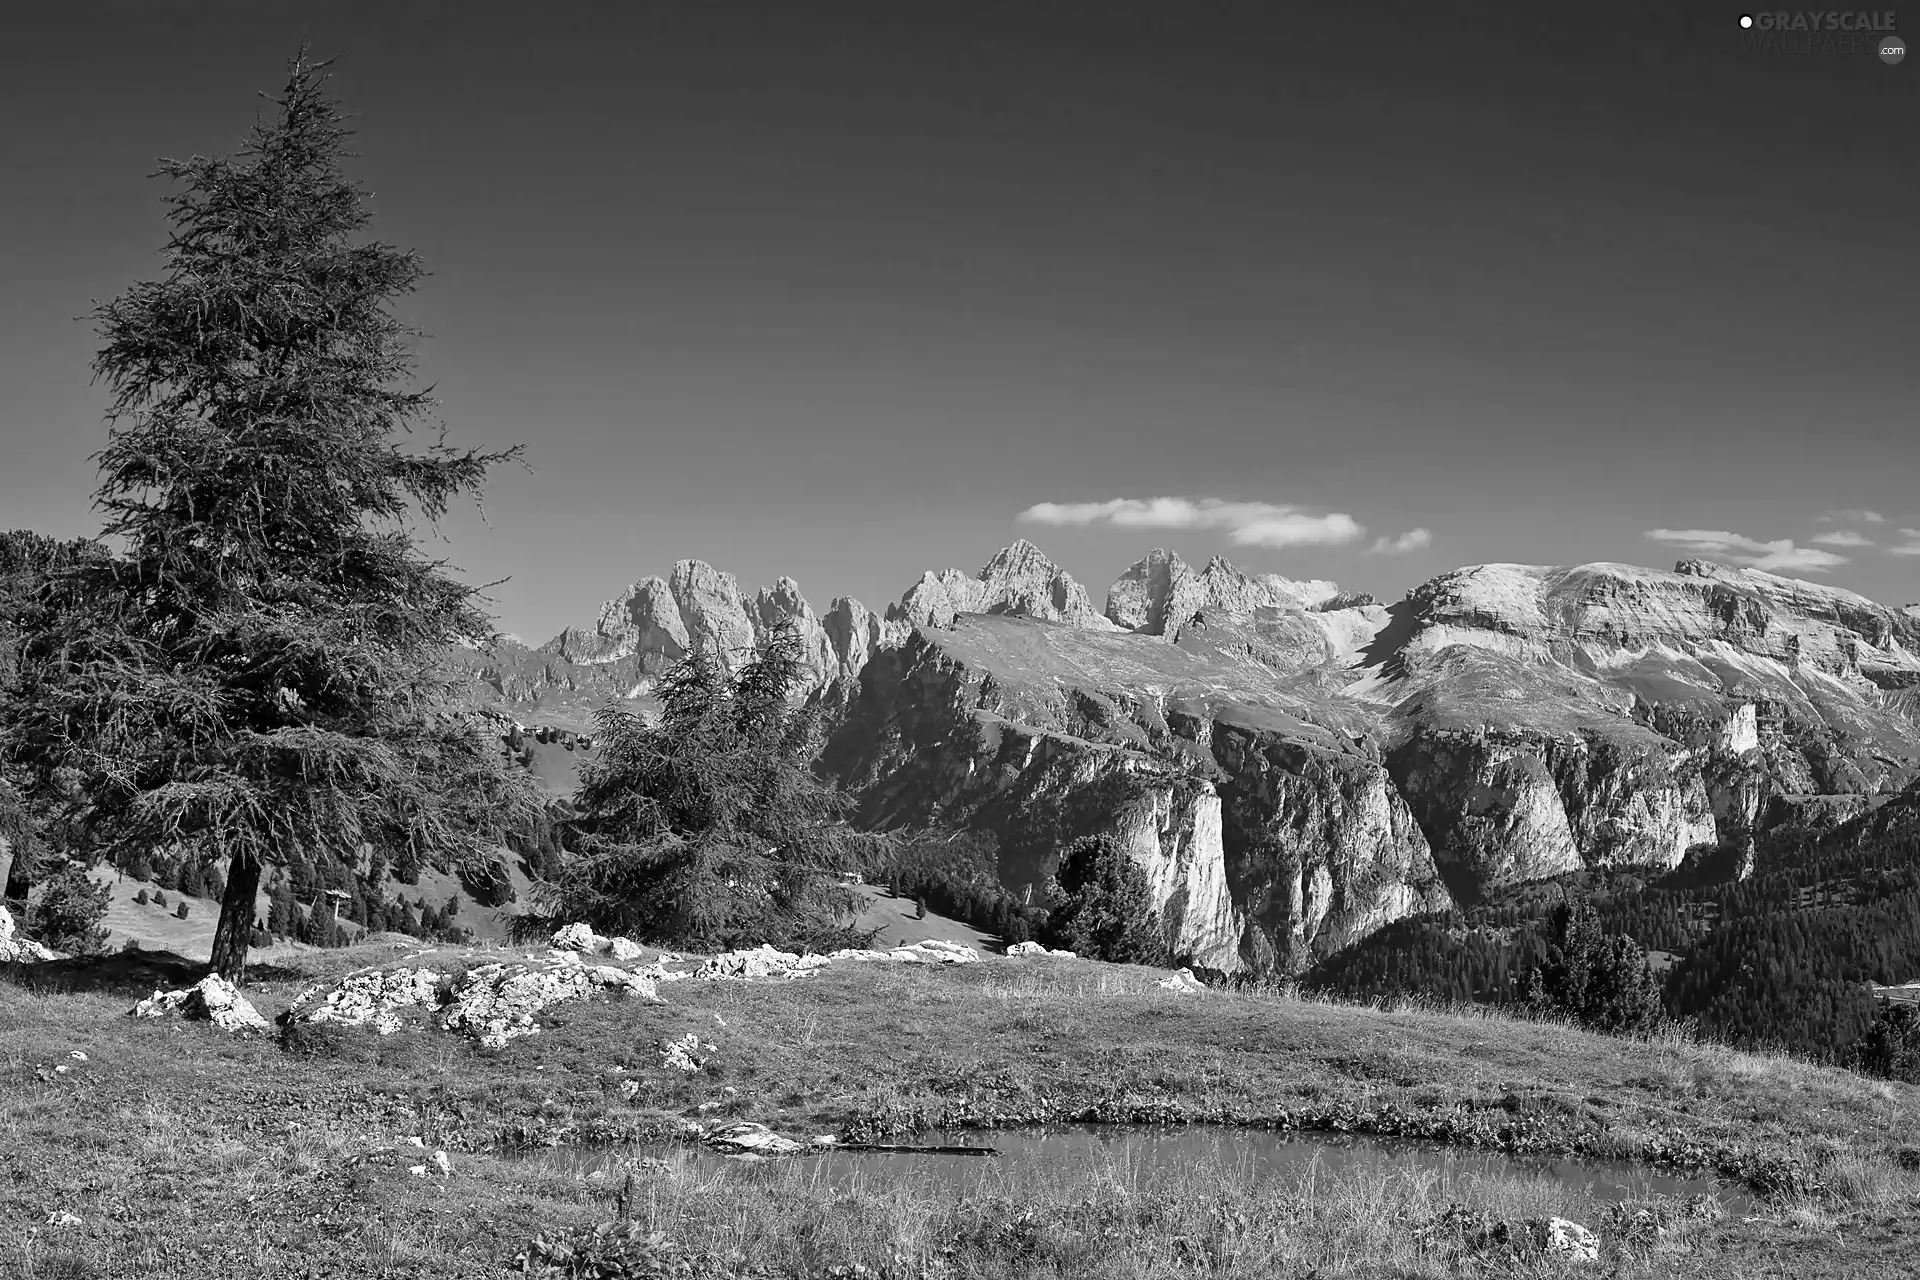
[823,616,1452,973]
[828,543,1920,964]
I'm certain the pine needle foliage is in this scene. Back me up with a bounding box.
[536,626,888,952]
[0,51,542,978]
[1524,894,1667,1036]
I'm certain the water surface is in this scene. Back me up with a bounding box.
[516,1124,1758,1213]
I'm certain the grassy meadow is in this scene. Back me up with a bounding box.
[3,940,1918,1278]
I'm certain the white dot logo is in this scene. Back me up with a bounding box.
[1882,34,1907,64]
[1739,14,1754,28]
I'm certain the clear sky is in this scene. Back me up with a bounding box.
[2,0,1915,641]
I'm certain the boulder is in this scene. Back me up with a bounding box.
[705,1121,802,1158]
[608,936,645,961]
[0,904,55,963]
[1006,941,1076,958]
[1534,1218,1599,1263]
[550,922,604,953]
[130,975,270,1033]
[659,1032,713,1072]
[1154,967,1208,994]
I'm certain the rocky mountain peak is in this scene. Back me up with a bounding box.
[1105,548,1347,637]
[886,540,1116,633]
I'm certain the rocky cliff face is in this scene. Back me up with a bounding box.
[1105,548,1349,636]
[458,536,1920,973]
[823,614,1452,973]
[824,544,1920,971]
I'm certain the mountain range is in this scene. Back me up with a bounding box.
[451,539,1920,976]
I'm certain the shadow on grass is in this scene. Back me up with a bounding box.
[0,949,309,996]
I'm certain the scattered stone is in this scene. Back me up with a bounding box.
[608,937,644,961]
[408,1164,429,1178]
[407,1137,426,1148]
[1006,941,1076,958]
[1153,968,1208,994]
[286,967,443,1035]
[45,1211,82,1229]
[1536,1218,1599,1262]
[130,975,270,1033]
[68,1051,87,1062]
[695,945,821,980]
[706,1121,802,1157]
[660,1033,712,1072]
[809,1135,838,1148]
[283,958,662,1050]
[441,962,662,1050]
[432,1150,453,1176]
[619,1079,641,1101]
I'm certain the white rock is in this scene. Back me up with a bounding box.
[45,1211,82,1228]
[1153,967,1208,994]
[0,904,55,963]
[408,1164,428,1178]
[659,1033,706,1072]
[68,1051,87,1062]
[550,922,603,953]
[130,976,270,1033]
[705,1121,802,1157]
[1536,1218,1599,1262]
[1006,941,1076,958]
[608,937,644,961]
[432,1150,452,1176]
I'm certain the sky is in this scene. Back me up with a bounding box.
[2,1,1915,642]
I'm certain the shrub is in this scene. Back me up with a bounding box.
[153,891,168,909]
[27,864,111,955]
[538,625,887,952]
[1853,1002,1920,1083]
[1524,895,1666,1036]
[134,888,149,906]
[1044,835,1170,966]
[175,901,190,920]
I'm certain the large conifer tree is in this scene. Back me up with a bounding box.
[0,52,541,978]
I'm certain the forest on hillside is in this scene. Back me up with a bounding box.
[1306,788,1920,1075]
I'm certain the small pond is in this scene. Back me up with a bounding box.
[512,1125,1759,1214]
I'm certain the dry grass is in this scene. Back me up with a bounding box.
[4,942,1920,1277]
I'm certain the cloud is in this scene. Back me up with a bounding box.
[1018,497,1365,549]
[1889,529,1920,557]
[1367,528,1432,555]
[1811,530,1875,548]
[1644,528,1847,573]
[1819,509,1886,524]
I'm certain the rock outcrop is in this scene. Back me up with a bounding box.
[283,955,664,1049]
[131,976,270,1033]
[0,904,55,963]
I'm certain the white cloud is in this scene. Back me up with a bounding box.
[1644,528,1847,573]
[1889,529,1920,557]
[1018,497,1365,549]
[1811,529,1875,548]
[1367,528,1432,555]
[1818,508,1886,524]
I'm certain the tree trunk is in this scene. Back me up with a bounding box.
[0,834,14,906]
[209,855,261,981]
